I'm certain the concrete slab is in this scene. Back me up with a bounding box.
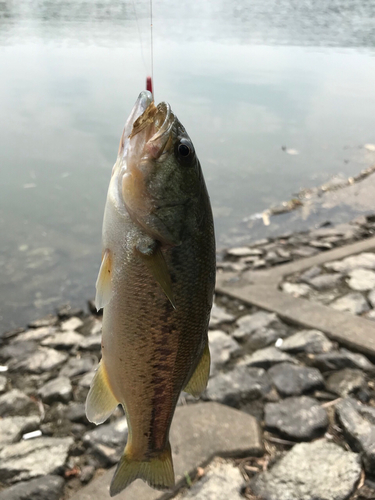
[72,402,263,500]
[216,236,375,358]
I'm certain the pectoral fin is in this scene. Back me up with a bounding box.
[184,343,210,397]
[95,249,112,311]
[85,361,119,424]
[137,245,176,309]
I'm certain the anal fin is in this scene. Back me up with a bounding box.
[95,249,113,311]
[184,342,210,398]
[85,361,119,424]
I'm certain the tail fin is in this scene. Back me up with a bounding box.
[109,442,175,497]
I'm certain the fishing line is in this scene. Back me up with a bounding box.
[131,0,148,75]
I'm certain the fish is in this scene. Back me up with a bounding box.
[85,90,216,496]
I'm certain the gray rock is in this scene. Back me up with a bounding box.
[60,316,84,331]
[0,474,65,500]
[59,356,95,378]
[268,363,324,397]
[309,240,333,250]
[80,465,96,484]
[246,327,289,350]
[41,331,85,349]
[292,246,319,258]
[0,341,37,363]
[326,369,367,397]
[79,316,102,336]
[0,375,7,393]
[14,327,56,342]
[298,265,322,283]
[0,416,40,446]
[78,370,96,388]
[226,246,262,257]
[325,252,375,273]
[279,329,333,354]
[365,310,375,321]
[0,437,73,483]
[367,288,375,308]
[265,396,328,441]
[312,348,375,373]
[28,315,58,328]
[241,347,297,369]
[232,311,281,341]
[330,292,370,314]
[182,461,244,500]
[281,282,312,297]
[336,398,375,473]
[0,390,38,417]
[11,348,69,374]
[307,273,343,290]
[65,402,87,423]
[205,365,271,406]
[348,268,375,291]
[348,398,375,425]
[209,304,235,329]
[38,377,73,404]
[251,439,361,500]
[208,330,241,376]
[79,334,102,350]
[83,417,128,465]
[57,304,83,319]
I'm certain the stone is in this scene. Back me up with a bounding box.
[78,370,96,388]
[38,376,73,404]
[0,390,38,417]
[241,347,297,369]
[80,465,96,484]
[79,334,102,350]
[330,293,370,315]
[84,417,128,465]
[326,369,367,397]
[0,437,74,483]
[336,398,375,473]
[325,252,375,273]
[11,348,68,374]
[292,246,319,258]
[71,403,263,500]
[268,363,324,397]
[365,310,375,321]
[13,327,56,342]
[28,315,58,328]
[65,402,87,423]
[298,265,322,283]
[0,374,7,393]
[0,474,65,500]
[367,288,375,308]
[57,304,83,319]
[348,268,375,291]
[59,356,95,378]
[309,240,333,250]
[0,416,40,446]
[208,304,235,329]
[0,341,37,363]
[312,348,375,373]
[182,462,244,499]
[232,311,286,343]
[78,316,102,336]
[205,366,271,406]
[226,246,262,257]
[265,396,328,441]
[245,327,289,350]
[251,439,361,500]
[279,329,333,354]
[208,330,241,376]
[307,273,343,290]
[348,398,375,425]
[281,282,312,298]
[41,331,85,349]
[60,316,84,331]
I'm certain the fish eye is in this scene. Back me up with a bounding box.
[176,138,194,162]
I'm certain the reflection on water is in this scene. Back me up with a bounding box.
[1,0,375,330]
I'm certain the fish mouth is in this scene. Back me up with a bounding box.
[118,91,176,164]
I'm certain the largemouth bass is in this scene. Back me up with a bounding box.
[85,91,216,496]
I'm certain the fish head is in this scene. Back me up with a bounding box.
[115,91,204,245]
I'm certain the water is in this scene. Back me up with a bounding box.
[1,0,375,330]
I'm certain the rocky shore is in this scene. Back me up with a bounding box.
[1,215,375,500]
